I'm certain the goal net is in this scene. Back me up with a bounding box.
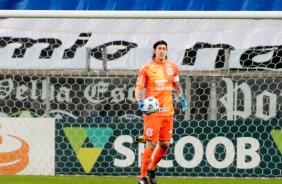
[0,11,281,177]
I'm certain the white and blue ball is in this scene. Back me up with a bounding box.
[143,97,160,113]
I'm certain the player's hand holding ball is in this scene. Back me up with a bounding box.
[138,97,159,115]
[137,100,148,115]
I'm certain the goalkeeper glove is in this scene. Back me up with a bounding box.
[179,94,188,112]
[137,100,152,115]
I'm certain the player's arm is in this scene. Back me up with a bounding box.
[173,81,188,112]
[135,65,153,115]
[173,81,184,97]
[135,85,143,102]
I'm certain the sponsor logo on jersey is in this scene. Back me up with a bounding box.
[149,64,157,68]
[166,63,173,67]
[155,79,167,83]
[156,86,173,91]
[155,79,172,91]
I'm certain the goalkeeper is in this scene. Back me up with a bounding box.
[135,40,188,184]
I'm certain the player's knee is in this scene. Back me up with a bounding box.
[158,141,169,150]
[146,140,158,150]
[159,145,169,150]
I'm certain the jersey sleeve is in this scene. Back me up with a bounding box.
[173,63,179,76]
[173,63,179,82]
[135,65,147,88]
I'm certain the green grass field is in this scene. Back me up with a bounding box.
[0,176,282,184]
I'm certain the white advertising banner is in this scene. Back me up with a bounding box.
[0,19,281,71]
[0,118,55,175]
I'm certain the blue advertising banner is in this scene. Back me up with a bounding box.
[0,0,281,11]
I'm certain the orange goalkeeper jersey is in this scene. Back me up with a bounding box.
[136,60,179,116]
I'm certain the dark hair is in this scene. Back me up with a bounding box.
[152,40,168,59]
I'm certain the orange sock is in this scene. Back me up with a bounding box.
[149,147,167,170]
[140,147,154,178]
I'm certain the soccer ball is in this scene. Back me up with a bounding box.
[143,97,160,113]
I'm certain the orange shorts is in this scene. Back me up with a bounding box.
[143,115,173,141]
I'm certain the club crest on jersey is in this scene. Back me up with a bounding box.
[146,128,153,136]
[166,68,173,76]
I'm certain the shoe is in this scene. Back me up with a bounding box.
[138,177,149,184]
[147,169,157,184]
